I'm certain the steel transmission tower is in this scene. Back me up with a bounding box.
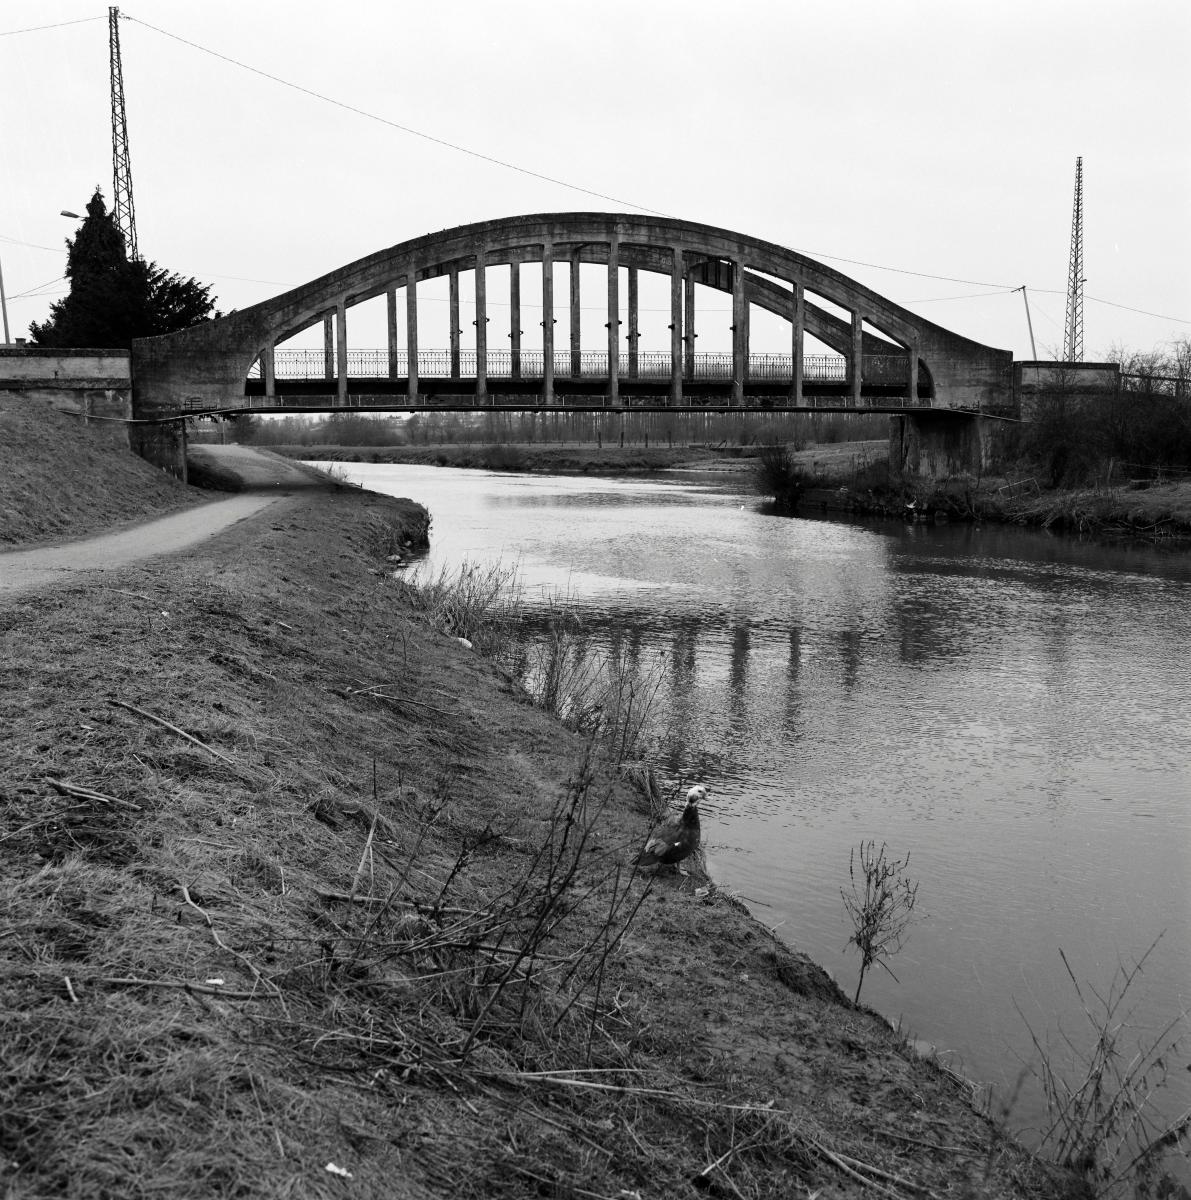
[1063,156,1084,362]
[109,6,138,260]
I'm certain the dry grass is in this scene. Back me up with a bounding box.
[0,395,204,545]
[1,470,1082,1197]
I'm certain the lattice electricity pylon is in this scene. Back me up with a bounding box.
[109,6,138,260]
[1063,156,1084,362]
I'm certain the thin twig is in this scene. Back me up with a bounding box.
[108,698,240,768]
[179,884,285,1010]
[101,976,277,1000]
[44,777,143,811]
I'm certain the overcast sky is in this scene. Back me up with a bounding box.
[3,0,1189,362]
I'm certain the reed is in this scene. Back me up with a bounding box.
[1016,936,1191,1197]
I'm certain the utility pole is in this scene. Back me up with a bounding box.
[109,6,138,260]
[1016,286,1037,360]
[1063,156,1084,362]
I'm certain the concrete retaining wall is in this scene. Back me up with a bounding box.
[0,346,132,388]
[1014,361,1119,420]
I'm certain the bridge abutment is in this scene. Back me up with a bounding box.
[129,418,188,481]
[888,411,1008,480]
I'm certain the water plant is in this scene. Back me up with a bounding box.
[389,558,521,655]
[840,839,919,1005]
[1016,936,1191,1198]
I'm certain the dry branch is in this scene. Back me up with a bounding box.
[101,976,278,1001]
[108,698,241,769]
[44,777,143,811]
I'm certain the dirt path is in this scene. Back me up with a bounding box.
[0,494,284,596]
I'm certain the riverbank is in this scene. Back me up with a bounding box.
[806,474,1191,539]
[0,437,1083,1196]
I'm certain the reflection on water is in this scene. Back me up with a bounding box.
[317,461,1191,1163]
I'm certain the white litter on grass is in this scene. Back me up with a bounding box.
[456,637,473,650]
[324,1163,353,1179]
[204,978,224,986]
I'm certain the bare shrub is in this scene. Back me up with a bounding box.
[1017,937,1191,1197]
[840,840,919,1005]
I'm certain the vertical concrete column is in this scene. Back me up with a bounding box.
[627,266,639,379]
[406,272,419,401]
[335,301,348,407]
[684,268,696,381]
[731,260,746,405]
[449,267,461,378]
[323,314,334,381]
[509,264,521,380]
[907,344,919,406]
[669,246,683,406]
[791,282,804,405]
[569,249,582,378]
[541,241,555,403]
[263,344,275,402]
[850,310,863,407]
[386,289,399,381]
[474,249,488,400]
[606,234,620,405]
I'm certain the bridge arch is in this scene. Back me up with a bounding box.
[131,213,1010,416]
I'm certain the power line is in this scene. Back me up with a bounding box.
[0,234,65,252]
[15,12,1187,329]
[0,15,105,37]
[6,274,67,299]
[122,12,670,219]
[1086,295,1191,326]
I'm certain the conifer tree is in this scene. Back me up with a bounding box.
[30,190,217,348]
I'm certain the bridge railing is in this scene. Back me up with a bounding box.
[250,349,910,385]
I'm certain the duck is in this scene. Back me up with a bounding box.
[634,785,704,870]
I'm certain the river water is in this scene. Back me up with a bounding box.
[318,460,1191,1158]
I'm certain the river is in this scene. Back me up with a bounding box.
[317,458,1191,1166]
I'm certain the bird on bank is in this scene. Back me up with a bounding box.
[634,785,704,870]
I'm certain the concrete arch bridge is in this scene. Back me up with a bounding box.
[131,213,1016,472]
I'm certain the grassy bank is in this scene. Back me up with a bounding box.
[0,395,205,546]
[747,441,1191,539]
[1,471,1085,1196]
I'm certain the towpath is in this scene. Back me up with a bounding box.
[0,447,329,597]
